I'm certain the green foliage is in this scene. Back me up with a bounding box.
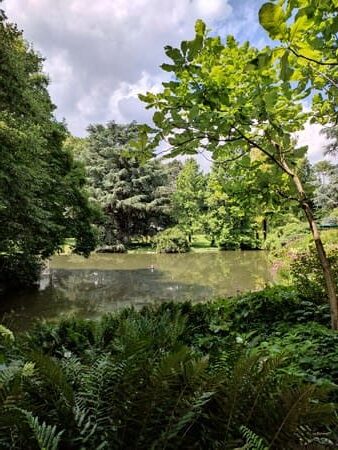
[19,409,63,450]
[172,159,206,242]
[0,10,97,287]
[153,226,190,253]
[82,122,174,248]
[265,219,309,250]
[240,426,268,450]
[290,247,338,304]
[139,7,337,327]
[140,19,309,173]
[222,285,330,334]
[313,161,338,213]
[258,322,338,384]
[1,293,338,448]
[258,0,337,125]
[203,163,264,250]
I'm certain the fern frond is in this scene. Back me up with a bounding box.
[240,425,268,450]
[19,409,63,450]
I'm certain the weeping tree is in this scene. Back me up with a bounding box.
[139,13,338,328]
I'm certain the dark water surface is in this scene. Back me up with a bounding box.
[0,251,274,330]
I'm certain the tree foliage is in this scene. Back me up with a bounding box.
[0,8,97,286]
[139,8,338,328]
[82,122,174,248]
[0,300,337,449]
[172,159,206,242]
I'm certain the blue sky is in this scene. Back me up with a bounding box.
[2,0,331,164]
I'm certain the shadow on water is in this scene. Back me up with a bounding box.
[0,251,275,330]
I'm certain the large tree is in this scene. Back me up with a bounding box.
[140,14,338,328]
[0,8,97,287]
[202,152,291,248]
[83,122,173,248]
[313,161,338,213]
[172,159,206,242]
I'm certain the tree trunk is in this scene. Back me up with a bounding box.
[287,166,338,330]
[262,217,268,241]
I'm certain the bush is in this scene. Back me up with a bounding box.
[153,227,190,253]
[218,227,261,250]
[220,285,330,334]
[290,247,338,304]
[258,322,338,384]
[264,220,308,251]
[0,253,42,289]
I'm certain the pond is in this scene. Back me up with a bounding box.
[0,250,275,330]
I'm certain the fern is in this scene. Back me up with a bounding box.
[240,426,268,450]
[19,409,63,450]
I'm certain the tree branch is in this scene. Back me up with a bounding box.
[288,46,338,67]
[233,127,294,176]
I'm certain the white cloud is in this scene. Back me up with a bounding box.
[3,0,232,135]
[296,122,335,164]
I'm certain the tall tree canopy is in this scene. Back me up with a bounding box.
[172,159,206,242]
[0,8,97,286]
[313,161,338,213]
[82,122,174,248]
[140,9,338,328]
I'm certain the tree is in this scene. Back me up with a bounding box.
[205,149,297,247]
[202,162,259,249]
[83,122,173,248]
[313,161,338,213]
[322,125,338,156]
[172,159,206,242]
[259,0,337,123]
[140,18,338,328]
[0,7,97,287]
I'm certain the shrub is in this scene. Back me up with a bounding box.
[153,227,190,253]
[218,228,261,250]
[219,285,331,334]
[264,220,308,251]
[258,322,338,384]
[290,247,338,304]
[0,253,42,289]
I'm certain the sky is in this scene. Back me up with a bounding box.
[2,0,332,166]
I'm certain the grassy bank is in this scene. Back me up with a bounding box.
[1,285,337,449]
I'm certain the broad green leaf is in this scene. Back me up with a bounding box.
[187,36,203,61]
[164,46,183,63]
[259,3,287,39]
[181,40,188,55]
[280,50,293,81]
[271,47,287,61]
[296,46,324,62]
[264,90,278,110]
[210,66,225,84]
[290,14,313,41]
[161,63,176,72]
[195,19,206,36]
[153,111,165,127]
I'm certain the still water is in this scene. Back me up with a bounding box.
[0,251,274,330]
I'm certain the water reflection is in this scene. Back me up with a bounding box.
[0,251,274,330]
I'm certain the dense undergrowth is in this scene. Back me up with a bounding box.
[1,285,338,449]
